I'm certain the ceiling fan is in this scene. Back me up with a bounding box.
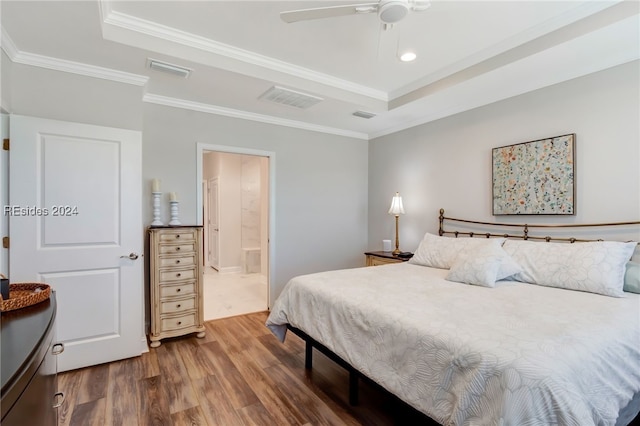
[280,0,431,25]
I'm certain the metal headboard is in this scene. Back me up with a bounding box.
[438,208,640,243]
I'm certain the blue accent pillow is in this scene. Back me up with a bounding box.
[624,261,640,294]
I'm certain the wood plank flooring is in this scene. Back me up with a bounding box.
[57,311,439,426]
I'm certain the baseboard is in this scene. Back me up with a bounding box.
[140,336,149,354]
[217,266,242,274]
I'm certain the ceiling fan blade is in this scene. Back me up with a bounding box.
[376,23,398,62]
[280,3,378,23]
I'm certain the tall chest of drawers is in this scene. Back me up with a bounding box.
[148,226,205,348]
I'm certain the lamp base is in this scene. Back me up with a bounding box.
[392,248,401,255]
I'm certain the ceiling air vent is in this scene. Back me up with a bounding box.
[148,59,192,78]
[258,86,323,109]
[352,110,376,119]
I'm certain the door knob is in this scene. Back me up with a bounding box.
[120,253,140,260]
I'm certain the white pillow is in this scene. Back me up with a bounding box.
[503,240,636,297]
[446,242,511,287]
[409,233,506,269]
[496,249,523,281]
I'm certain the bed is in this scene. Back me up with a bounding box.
[266,210,640,426]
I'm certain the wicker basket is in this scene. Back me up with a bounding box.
[0,283,51,312]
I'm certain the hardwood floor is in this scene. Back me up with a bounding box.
[57,311,439,426]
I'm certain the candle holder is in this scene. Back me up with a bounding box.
[151,192,163,226]
[169,201,181,226]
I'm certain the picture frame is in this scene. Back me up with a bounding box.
[492,134,575,215]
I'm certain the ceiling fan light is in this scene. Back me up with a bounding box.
[399,51,417,62]
[378,1,409,24]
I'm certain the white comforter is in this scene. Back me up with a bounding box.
[266,263,640,426]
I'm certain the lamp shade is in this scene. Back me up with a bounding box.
[388,192,405,215]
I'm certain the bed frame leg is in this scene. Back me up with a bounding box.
[305,340,313,369]
[349,370,359,405]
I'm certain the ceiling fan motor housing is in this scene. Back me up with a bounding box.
[378,0,410,24]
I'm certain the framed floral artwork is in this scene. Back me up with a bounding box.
[492,134,575,215]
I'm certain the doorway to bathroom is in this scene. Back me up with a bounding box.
[199,147,270,321]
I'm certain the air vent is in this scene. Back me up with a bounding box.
[148,59,192,78]
[352,110,376,119]
[258,86,323,109]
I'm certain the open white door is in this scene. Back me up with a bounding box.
[9,115,144,372]
[208,177,220,270]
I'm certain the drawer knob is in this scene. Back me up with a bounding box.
[52,343,65,355]
[176,235,181,238]
[176,273,181,277]
[177,321,182,325]
[176,288,181,292]
[176,260,181,264]
[176,247,181,251]
[53,392,65,409]
[177,304,181,308]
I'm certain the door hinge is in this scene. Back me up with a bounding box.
[2,237,8,249]
[2,139,8,151]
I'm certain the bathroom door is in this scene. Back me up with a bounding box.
[208,178,220,270]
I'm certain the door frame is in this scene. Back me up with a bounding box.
[196,143,275,308]
[1,114,9,276]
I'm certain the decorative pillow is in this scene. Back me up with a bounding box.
[496,251,523,281]
[409,233,506,269]
[503,240,636,297]
[446,242,512,287]
[624,261,640,294]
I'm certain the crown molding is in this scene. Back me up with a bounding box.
[100,1,387,102]
[1,28,148,86]
[143,93,369,140]
[0,28,19,60]
[389,1,625,101]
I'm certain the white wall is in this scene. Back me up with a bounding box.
[241,155,261,250]
[143,103,369,301]
[9,63,143,131]
[1,51,12,111]
[6,64,369,305]
[219,152,242,271]
[368,61,640,252]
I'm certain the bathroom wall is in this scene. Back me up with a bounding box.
[203,151,266,274]
[241,155,261,251]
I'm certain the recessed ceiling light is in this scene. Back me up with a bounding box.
[399,51,417,62]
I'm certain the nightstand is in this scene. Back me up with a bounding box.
[365,251,410,266]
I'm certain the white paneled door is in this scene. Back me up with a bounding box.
[9,115,144,372]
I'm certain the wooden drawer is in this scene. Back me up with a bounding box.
[366,255,403,266]
[157,254,197,268]
[160,312,196,332]
[158,229,197,242]
[148,226,204,347]
[159,268,196,283]
[158,243,197,255]
[160,296,196,315]
[159,281,196,298]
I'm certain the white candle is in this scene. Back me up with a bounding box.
[169,192,177,202]
[152,179,160,192]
